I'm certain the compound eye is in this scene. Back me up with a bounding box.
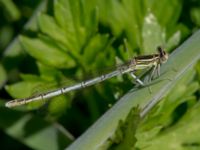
[157,46,164,56]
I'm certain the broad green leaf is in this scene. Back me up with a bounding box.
[5,81,42,98]
[66,30,200,150]
[136,103,200,150]
[38,13,67,47]
[142,13,165,53]
[20,35,75,69]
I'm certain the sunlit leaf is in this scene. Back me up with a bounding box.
[20,35,75,69]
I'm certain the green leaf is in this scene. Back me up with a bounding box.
[98,0,146,47]
[98,0,126,36]
[136,103,200,150]
[150,0,182,29]
[66,30,200,150]
[2,0,200,149]
[0,104,72,150]
[38,13,67,47]
[20,35,75,69]
[0,64,7,88]
[142,12,165,53]
[136,68,198,132]
[54,0,98,53]
[2,1,46,61]
[166,30,181,50]
[83,34,110,66]
[47,95,71,119]
[5,81,42,98]
[0,0,21,21]
[123,0,146,48]
[190,7,200,27]
[108,107,140,150]
[37,62,66,81]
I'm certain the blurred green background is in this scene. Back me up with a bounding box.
[0,0,199,149]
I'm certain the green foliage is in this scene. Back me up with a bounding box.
[0,0,200,149]
[0,0,21,21]
[135,69,199,150]
[67,30,200,150]
[106,107,140,150]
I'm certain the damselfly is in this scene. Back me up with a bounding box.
[5,46,168,108]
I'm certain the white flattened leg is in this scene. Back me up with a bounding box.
[149,64,157,82]
[157,63,160,77]
[130,72,144,86]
